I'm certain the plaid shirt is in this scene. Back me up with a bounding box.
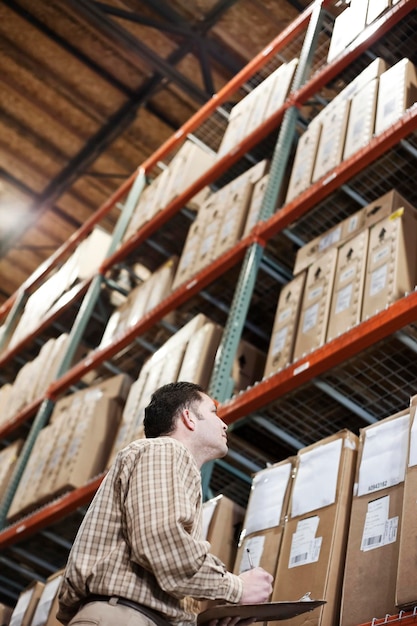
[57,437,243,625]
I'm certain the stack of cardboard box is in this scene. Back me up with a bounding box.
[122,140,215,244]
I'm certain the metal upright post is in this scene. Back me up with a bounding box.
[203,2,324,497]
[208,2,324,404]
[0,169,146,528]
[0,289,28,353]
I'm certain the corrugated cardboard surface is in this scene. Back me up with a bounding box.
[264,272,306,376]
[343,78,378,160]
[396,405,417,608]
[361,205,417,320]
[340,409,410,626]
[293,248,338,361]
[271,431,358,626]
[9,581,44,626]
[375,58,417,135]
[312,99,350,183]
[326,229,369,342]
[234,459,294,578]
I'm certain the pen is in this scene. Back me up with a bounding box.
[246,547,254,569]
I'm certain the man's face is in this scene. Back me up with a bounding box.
[189,393,229,461]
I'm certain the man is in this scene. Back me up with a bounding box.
[57,381,273,626]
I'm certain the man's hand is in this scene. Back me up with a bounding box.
[239,567,274,604]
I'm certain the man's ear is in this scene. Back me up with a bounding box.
[182,408,196,431]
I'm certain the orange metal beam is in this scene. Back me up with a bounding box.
[0,280,90,368]
[49,237,251,399]
[0,475,104,548]
[356,611,417,626]
[218,289,417,423]
[0,398,42,440]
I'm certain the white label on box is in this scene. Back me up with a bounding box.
[278,307,292,323]
[309,286,323,301]
[370,263,388,296]
[289,516,322,568]
[240,535,265,573]
[302,302,319,333]
[340,266,356,283]
[272,326,288,355]
[10,588,34,626]
[319,226,342,252]
[335,283,353,314]
[291,438,342,517]
[361,495,398,551]
[347,214,360,233]
[244,462,292,534]
[409,411,417,467]
[31,575,63,626]
[373,246,389,264]
[358,413,409,496]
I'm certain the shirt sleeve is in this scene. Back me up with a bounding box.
[122,441,243,603]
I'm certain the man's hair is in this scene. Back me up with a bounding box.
[144,381,205,438]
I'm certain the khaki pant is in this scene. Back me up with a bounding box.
[69,599,159,626]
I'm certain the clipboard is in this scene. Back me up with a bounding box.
[197,600,326,624]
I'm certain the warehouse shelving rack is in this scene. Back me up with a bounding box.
[1,1,417,620]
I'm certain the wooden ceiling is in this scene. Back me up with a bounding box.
[0,0,309,308]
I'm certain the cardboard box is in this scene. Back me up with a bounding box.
[30,571,63,626]
[234,459,294,577]
[51,396,122,495]
[271,430,358,626]
[264,272,306,376]
[367,0,390,24]
[233,339,266,393]
[327,0,368,63]
[123,183,155,243]
[343,78,379,160]
[243,174,269,237]
[142,256,178,315]
[293,209,366,276]
[193,200,224,274]
[217,94,255,159]
[340,410,410,626]
[171,219,205,290]
[214,178,254,259]
[396,404,417,607]
[286,117,322,204]
[375,58,417,135]
[106,371,150,468]
[326,229,369,342]
[263,58,299,121]
[9,581,44,626]
[177,322,223,389]
[0,440,23,505]
[361,205,417,320]
[327,8,354,63]
[76,227,111,281]
[244,72,277,137]
[338,58,387,104]
[293,248,338,361]
[312,98,350,183]
[161,140,215,210]
[199,495,246,614]
[7,426,58,521]
[202,495,245,571]
[363,189,417,229]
